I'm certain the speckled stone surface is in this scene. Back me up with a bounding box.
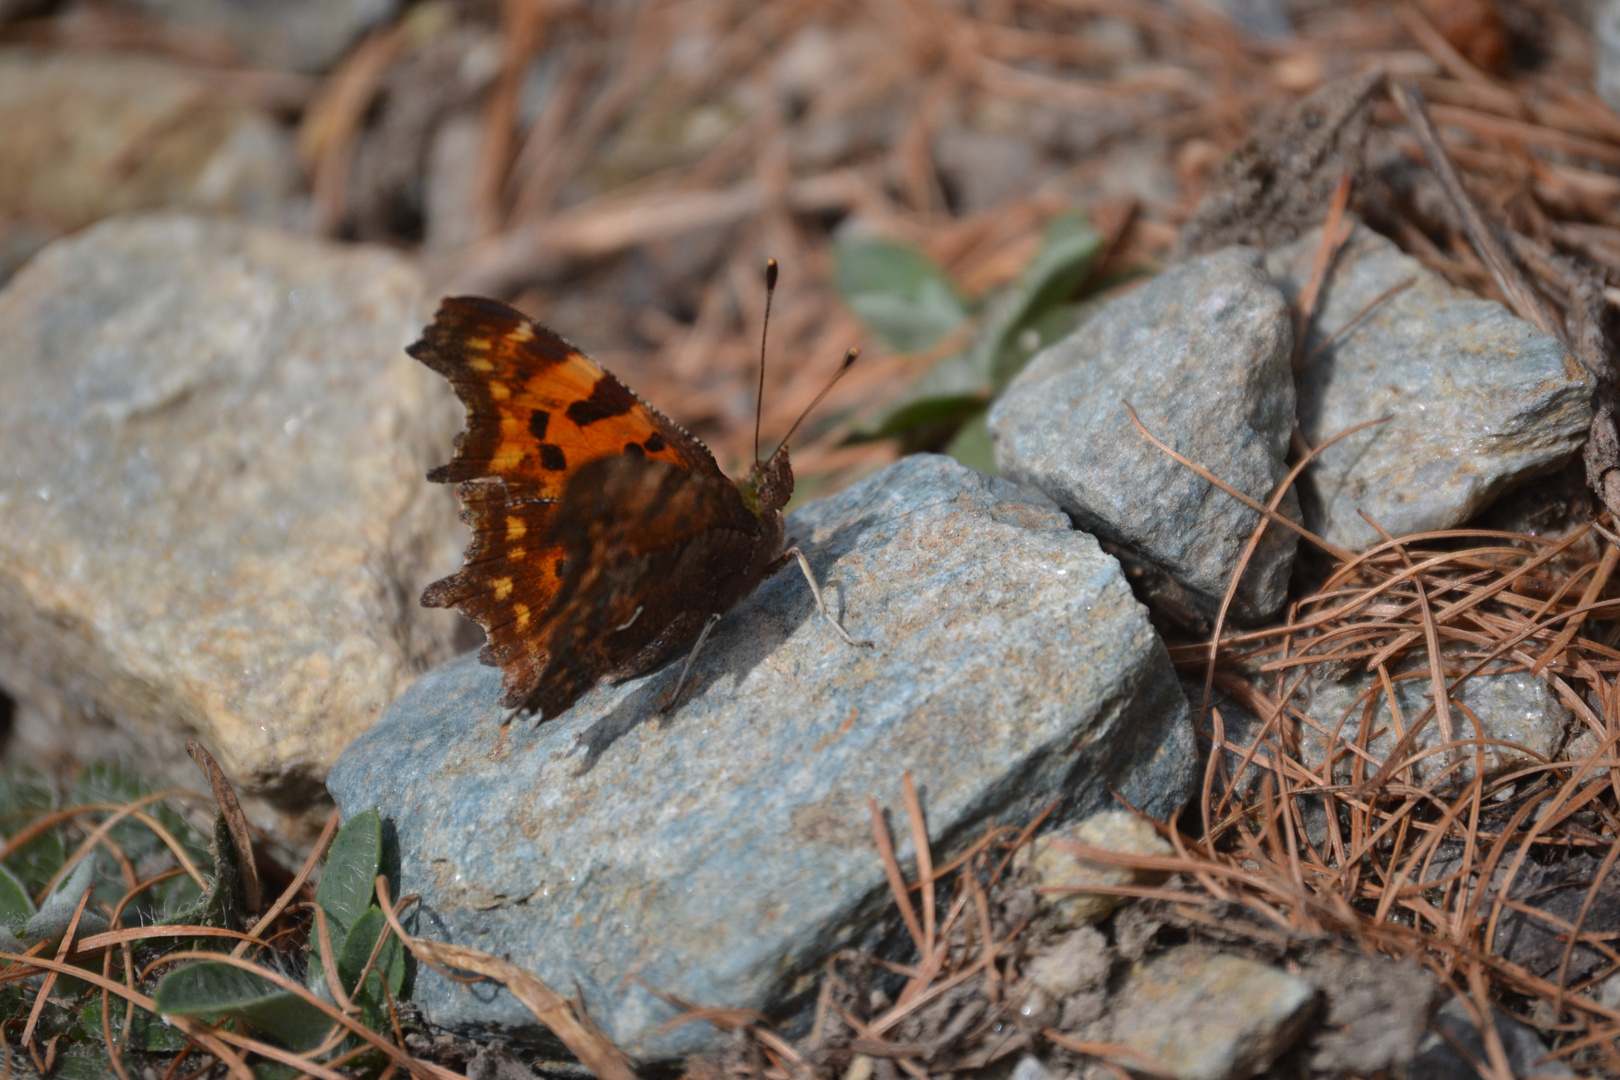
[1108,946,1317,1080]
[1268,223,1592,552]
[1295,656,1573,794]
[328,454,1197,1062]
[0,214,465,843]
[988,246,1299,624]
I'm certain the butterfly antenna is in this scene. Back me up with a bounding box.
[754,258,778,464]
[774,347,860,454]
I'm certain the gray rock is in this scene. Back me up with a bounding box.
[1026,925,1111,1001]
[0,49,300,231]
[0,214,465,844]
[1299,950,1437,1075]
[1015,809,1173,929]
[130,0,396,73]
[1600,0,1620,113]
[1107,946,1317,1080]
[989,246,1299,624]
[1267,223,1592,552]
[1413,996,1573,1080]
[1295,654,1572,795]
[1181,676,1284,807]
[327,454,1196,1062]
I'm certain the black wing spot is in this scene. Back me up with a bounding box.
[566,375,636,426]
[555,557,568,579]
[644,432,666,453]
[529,409,550,442]
[539,444,567,471]
[623,442,645,458]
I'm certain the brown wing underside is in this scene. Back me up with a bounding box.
[408,296,765,714]
[520,455,775,718]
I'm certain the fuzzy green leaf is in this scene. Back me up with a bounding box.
[155,960,333,1051]
[833,235,970,354]
[0,863,34,931]
[80,997,189,1053]
[24,856,108,949]
[337,906,404,999]
[317,810,382,960]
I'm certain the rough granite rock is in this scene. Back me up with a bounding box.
[327,454,1197,1062]
[0,214,464,843]
[0,49,299,232]
[1107,946,1317,1080]
[989,246,1299,624]
[1268,223,1593,552]
[1295,654,1573,795]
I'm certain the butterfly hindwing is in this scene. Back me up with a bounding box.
[419,478,564,702]
[522,455,779,717]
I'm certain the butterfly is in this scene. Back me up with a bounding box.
[409,263,869,722]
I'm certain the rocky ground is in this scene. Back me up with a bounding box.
[4,0,1620,1077]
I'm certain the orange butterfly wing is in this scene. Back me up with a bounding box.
[408,296,725,708]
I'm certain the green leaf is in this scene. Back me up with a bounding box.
[833,235,970,354]
[70,762,207,917]
[155,961,333,1051]
[0,770,63,893]
[337,906,404,999]
[24,856,109,949]
[854,209,1104,450]
[977,211,1103,390]
[851,342,991,449]
[80,997,189,1053]
[317,810,382,960]
[0,863,34,931]
[47,1040,123,1080]
[943,411,997,475]
[253,1064,305,1080]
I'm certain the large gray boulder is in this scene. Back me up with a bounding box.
[328,454,1196,1061]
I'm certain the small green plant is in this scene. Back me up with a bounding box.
[0,762,408,1078]
[833,209,1134,472]
[151,807,405,1075]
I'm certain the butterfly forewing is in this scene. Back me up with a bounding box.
[410,296,777,715]
[408,296,722,492]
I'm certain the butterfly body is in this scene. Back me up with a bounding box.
[409,296,795,720]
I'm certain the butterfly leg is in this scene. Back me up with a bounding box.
[774,546,874,649]
[659,612,724,715]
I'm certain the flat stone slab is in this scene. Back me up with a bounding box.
[1268,223,1592,551]
[328,454,1195,1062]
[988,246,1299,624]
[0,213,465,843]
